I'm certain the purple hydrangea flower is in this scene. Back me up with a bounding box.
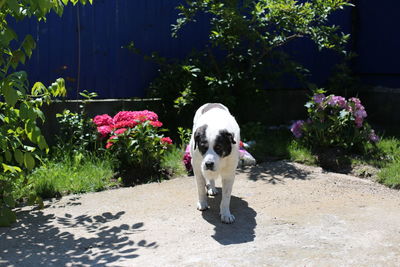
[290,120,305,138]
[369,130,380,143]
[313,94,326,104]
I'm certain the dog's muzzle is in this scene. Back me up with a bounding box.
[205,161,215,171]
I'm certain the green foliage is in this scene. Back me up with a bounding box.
[177,127,192,150]
[55,91,99,154]
[106,121,173,185]
[145,0,352,129]
[0,0,92,226]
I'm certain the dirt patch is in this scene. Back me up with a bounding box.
[1,161,400,266]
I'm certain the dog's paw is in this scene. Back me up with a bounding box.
[207,187,218,196]
[197,201,209,211]
[221,213,235,224]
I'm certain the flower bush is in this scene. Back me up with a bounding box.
[93,110,172,182]
[291,91,379,152]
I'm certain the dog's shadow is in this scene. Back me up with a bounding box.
[202,188,257,245]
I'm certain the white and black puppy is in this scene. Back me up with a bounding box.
[190,103,240,224]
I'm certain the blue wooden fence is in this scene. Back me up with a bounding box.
[12,0,399,99]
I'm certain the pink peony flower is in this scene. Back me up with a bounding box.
[114,128,128,135]
[93,114,113,127]
[105,142,113,149]
[97,125,112,138]
[113,120,138,129]
[290,120,304,138]
[150,121,163,128]
[161,137,173,145]
[105,135,118,149]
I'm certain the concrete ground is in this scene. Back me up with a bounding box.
[1,161,400,266]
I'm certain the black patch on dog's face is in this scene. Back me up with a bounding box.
[214,130,236,158]
[194,124,209,155]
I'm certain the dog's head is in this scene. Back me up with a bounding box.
[194,124,237,174]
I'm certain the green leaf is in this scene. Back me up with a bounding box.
[3,85,19,107]
[19,102,30,120]
[4,151,12,162]
[10,50,26,69]
[14,149,24,165]
[34,108,45,122]
[22,35,36,58]
[25,120,41,144]
[24,152,35,170]
[2,163,22,173]
[0,26,17,47]
[37,135,48,151]
[31,82,47,96]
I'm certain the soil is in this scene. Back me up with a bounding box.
[1,161,400,266]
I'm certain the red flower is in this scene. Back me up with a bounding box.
[161,137,173,145]
[150,121,163,128]
[93,114,113,127]
[105,142,113,149]
[113,120,138,129]
[97,125,112,138]
[105,135,118,149]
[114,128,128,135]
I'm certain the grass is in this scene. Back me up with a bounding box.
[376,137,400,188]
[160,145,187,178]
[29,152,117,199]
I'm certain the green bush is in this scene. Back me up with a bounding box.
[55,91,99,154]
[291,91,379,152]
[142,0,352,130]
[93,111,173,185]
[0,0,93,226]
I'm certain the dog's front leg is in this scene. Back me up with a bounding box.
[220,173,235,223]
[193,167,208,211]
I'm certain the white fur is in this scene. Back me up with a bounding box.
[190,103,240,224]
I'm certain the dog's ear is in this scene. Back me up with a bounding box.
[222,131,236,145]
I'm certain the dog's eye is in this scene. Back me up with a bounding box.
[214,145,221,151]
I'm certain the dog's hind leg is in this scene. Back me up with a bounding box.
[220,173,235,223]
[206,179,218,196]
[193,167,209,211]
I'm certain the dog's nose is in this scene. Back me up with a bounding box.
[205,161,214,170]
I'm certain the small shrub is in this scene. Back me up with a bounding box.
[55,91,99,154]
[291,90,379,153]
[93,110,173,184]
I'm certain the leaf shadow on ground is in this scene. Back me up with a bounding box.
[242,161,313,184]
[0,199,157,266]
[202,189,257,245]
